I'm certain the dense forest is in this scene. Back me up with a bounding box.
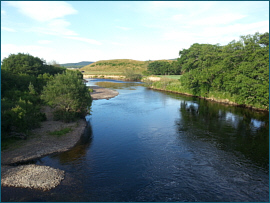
[146,60,181,75]
[146,32,269,110]
[1,53,92,146]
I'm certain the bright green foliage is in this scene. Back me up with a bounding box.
[179,32,269,110]
[145,32,269,110]
[1,70,46,138]
[49,127,72,137]
[1,53,64,142]
[41,70,92,122]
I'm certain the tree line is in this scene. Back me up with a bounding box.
[146,61,181,75]
[146,32,269,110]
[1,53,92,143]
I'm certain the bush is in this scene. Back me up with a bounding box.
[123,69,142,81]
[41,70,92,122]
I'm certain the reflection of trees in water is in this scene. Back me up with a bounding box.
[55,123,93,164]
[95,81,141,89]
[176,99,269,169]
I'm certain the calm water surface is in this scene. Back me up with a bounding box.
[2,79,269,202]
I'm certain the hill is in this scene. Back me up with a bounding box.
[80,59,149,75]
[60,61,94,69]
[80,59,173,75]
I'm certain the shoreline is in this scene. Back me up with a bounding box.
[147,86,269,112]
[1,86,119,191]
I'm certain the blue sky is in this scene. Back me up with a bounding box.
[1,1,269,64]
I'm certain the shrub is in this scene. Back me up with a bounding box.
[41,71,92,122]
[123,69,142,81]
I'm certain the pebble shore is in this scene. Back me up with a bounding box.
[1,86,118,191]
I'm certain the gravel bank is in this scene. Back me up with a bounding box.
[1,86,117,191]
[1,165,65,191]
[90,86,119,100]
[1,106,86,190]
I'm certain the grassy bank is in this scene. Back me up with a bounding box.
[144,78,268,111]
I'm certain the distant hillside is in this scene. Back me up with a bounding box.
[60,61,94,69]
[80,59,149,75]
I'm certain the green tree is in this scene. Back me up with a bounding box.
[41,70,92,122]
[178,32,269,109]
[147,61,180,75]
[1,53,65,76]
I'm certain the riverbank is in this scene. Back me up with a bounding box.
[83,74,125,80]
[147,85,268,112]
[1,106,87,190]
[1,86,119,191]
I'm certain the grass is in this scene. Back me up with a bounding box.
[80,59,148,75]
[49,127,73,137]
[161,75,182,80]
[88,87,94,92]
[145,77,240,105]
[80,59,182,78]
[1,137,25,151]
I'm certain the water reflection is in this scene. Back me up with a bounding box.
[95,81,141,90]
[50,123,93,164]
[2,79,269,202]
[176,99,269,170]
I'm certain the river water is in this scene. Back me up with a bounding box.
[2,79,269,202]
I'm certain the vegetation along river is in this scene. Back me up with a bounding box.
[2,79,269,202]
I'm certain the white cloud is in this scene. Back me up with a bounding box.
[1,27,16,32]
[38,40,52,45]
[162,20,269,46]
[189,13,246,26]
[65,36,102,45]
[1,10,6,15]
[6,1,77,22]
[6,2,78,37]
[32,19,78,36]
[203,20,269,40]
[149,1,214,15]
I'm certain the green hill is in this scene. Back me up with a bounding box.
[80,59,149,75]
[80,59,173,75]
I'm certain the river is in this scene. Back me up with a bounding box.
[2,79,269,202]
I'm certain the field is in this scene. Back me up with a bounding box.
[160,75,182,80]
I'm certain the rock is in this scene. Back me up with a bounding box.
[1,164,65,191]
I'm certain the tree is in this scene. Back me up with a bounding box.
[1,53,65,76]
[178,32,269,109]
[147,61,180,75]
[41,70,92,122]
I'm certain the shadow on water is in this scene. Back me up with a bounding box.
[51,123,93,164]
[1,123,94,202]
[94,81,142,90]
[176,99,269,171]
